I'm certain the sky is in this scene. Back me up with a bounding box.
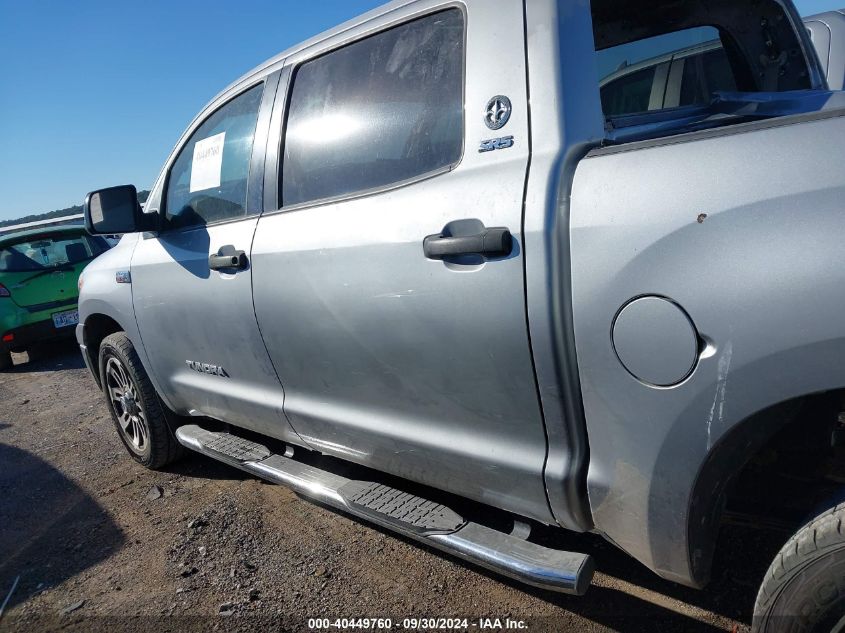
[0,0,841,221]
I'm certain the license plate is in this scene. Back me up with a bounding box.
[52,309,79,329]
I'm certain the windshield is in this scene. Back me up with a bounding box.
[0,234,104,273]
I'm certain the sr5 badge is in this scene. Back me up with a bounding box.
[478,135,514,153]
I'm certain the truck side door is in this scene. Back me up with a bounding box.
[131,75,300,444]
[251,1,556,523]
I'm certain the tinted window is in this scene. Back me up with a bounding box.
[596,26,733,117]
[0,234,106,272]
[679,48,737,106]
[165,84,263,230]
[282,9,464,207]
[601,66,658,117]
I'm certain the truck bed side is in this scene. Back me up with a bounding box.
[570,108,845,587]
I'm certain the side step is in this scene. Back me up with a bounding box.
[175,424,595,595]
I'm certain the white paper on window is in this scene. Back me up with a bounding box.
[189,132,225,192]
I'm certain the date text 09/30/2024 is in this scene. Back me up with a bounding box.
[307,617,528,630]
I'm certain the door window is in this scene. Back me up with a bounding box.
[164,84,264,230]
[678,47,737,107]
[601,65,661,117]
[282,9,464,207]
[597,26,735,117]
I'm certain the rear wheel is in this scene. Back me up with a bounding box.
[0,350,11,371]
[98,332,183,469]
[753,502,845,632]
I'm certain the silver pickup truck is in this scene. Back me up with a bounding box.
[78,0,845,629]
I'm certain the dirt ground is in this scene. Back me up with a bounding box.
[0,342,789,632]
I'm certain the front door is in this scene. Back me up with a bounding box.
[252,2,554,523]
[132,77,298,443]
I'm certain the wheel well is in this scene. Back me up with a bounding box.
[723,392,845,525]
[83,314,123,387]
[689,389,845,586]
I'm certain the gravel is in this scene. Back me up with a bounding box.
[0,342,775,632]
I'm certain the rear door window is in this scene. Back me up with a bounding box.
[281,9,465,207]
[676,47,737,107]
[597,26,736,117]
[601,64,663,117]
[164,84,263,230]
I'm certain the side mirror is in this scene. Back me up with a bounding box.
[84,185,156,234]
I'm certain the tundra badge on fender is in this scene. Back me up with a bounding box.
[185,360,228,377]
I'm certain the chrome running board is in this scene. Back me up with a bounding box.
[175,424,594,595]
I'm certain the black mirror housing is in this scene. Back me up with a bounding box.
[84,185,157,235]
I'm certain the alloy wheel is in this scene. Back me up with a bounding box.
[105,356,149,455]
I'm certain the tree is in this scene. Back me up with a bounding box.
[0,191,151,228]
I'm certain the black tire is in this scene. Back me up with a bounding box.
[753,503,845,633]
[98,332,184,469]
[0,349,12,371]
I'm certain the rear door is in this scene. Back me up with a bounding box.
[252,1,554,523]
[131,75,300,443]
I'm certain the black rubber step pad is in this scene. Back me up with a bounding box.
[339,481,465,535]
[203,432,271,463]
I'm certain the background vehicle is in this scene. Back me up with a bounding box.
[0,225,110,370]
[806,9,845,89]
[78,0,845,629]
[600,9,845,116]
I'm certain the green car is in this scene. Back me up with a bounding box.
[0,225,110,370]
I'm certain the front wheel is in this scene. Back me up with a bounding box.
[98,332,183,469]
[753,502,845,632]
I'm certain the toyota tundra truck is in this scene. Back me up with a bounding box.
[77,0,845,629]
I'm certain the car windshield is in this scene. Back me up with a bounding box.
[0,234,102,273]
